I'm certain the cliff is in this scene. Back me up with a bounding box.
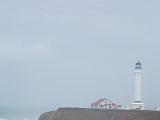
[38,107,160,120]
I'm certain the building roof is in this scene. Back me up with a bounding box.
[91,98,116,106]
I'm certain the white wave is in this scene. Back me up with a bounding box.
[6,118,35,120]
[0,118,7,120]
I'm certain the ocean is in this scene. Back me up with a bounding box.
[0,107,53,120]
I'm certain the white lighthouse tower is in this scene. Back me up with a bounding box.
[131,61,144,110]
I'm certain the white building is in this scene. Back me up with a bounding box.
[131,61,144,110]
[117,105,132,110]
[90,61,145,110]
[155,107,160,111]
[91,98,117,109]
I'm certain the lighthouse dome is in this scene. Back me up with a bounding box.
[136,61,141,65]
[135,61,142,69]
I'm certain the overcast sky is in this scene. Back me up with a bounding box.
[0,0,160,109]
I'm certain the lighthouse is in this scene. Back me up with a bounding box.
[131,61,144,110]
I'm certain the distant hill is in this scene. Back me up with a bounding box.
[38,107,160,120]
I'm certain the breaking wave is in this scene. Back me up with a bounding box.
[0,118,36,120]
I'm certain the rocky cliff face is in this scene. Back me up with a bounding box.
[38,107,160,120]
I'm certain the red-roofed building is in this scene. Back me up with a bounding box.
[91,98,117,109]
